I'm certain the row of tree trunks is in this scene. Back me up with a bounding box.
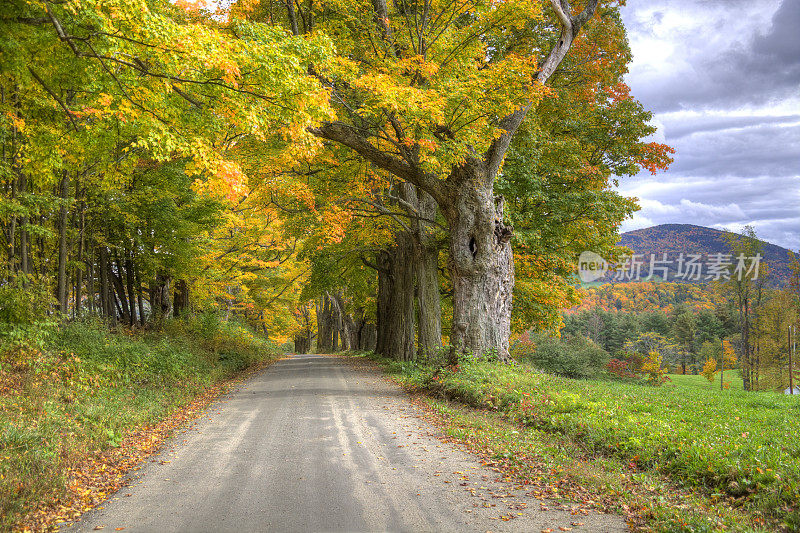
[293,303,314,353]
[56,242,188,327]
[0,164,189,327]
[316,294,335,352]
[1,175,188,330]
[314,292,377,353]
[294,333,311,354]
[370,184,443,362]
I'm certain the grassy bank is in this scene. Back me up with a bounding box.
[357,352,800,532]
[0,316,278,530]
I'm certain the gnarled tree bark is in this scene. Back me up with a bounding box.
[442,167,514,358]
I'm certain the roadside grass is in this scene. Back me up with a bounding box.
[423,398,758,532]
[0,316,278,531]
[353,352,800,532]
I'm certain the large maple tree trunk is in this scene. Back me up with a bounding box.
[444,165,514,360]
[416,243,441,358]
[401,183,442,357]
[375,237,415,361]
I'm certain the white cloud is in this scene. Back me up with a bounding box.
[619,213,654,234]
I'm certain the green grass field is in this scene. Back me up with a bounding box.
[667,373,745,391]
[366,354,800,531]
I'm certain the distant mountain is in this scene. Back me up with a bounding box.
[599,224,795,285]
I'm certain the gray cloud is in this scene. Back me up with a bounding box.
[667,122,800,177]
[623,0,799,113]
[616,0,800,250]
[752,0,800,63]
[663,114,800,139]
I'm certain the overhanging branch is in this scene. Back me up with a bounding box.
[307,121,445,205]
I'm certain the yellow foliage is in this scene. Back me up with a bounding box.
[641,350,667,386]
[701,358,717,383]
[721,340,737,369]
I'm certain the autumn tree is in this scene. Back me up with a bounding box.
[719,226,768,390]
[751,288,798,391]
[671,307,697,374]
[641,350,667,386]
[701,357,716,383]
[1,0,332,330]
[623,331,680,371]
[231,0,674,358]
[3,0,672,358]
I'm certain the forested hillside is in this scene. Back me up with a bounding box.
[607,224,795,284]
[570,280,722,313]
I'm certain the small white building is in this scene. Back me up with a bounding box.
[784,386,800,395]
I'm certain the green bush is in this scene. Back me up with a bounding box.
[0,275,53,327]
[511,331,609,379]
[0,276,56,361]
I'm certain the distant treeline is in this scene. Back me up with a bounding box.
[560,246,798,391]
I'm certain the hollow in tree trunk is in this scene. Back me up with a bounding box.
[443,164,514,360]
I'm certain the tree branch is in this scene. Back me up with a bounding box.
[307,121,445,205]
[44,2,82,56]
[27,67,79,130]
[483,0,599,179]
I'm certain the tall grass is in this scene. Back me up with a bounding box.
[0,315,277,529]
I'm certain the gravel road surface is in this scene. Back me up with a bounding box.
[68,354,626,532]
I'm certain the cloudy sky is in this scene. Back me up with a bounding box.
[616,0,800,250]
